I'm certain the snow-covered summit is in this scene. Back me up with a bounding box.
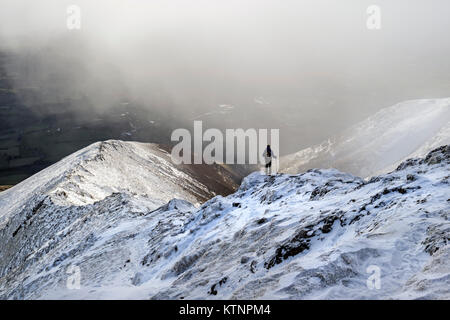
[0,142,448,299]
[0,140,238,224]
[281,98,450,177]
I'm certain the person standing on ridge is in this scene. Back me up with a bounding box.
[262,144,277,175]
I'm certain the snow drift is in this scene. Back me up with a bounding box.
[0,139,448,299]
[281,98,450,178]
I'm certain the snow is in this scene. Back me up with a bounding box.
[0,140,214,226]
[0,139,448,299]
[281,98,450,178]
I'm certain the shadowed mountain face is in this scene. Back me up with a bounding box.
[0,186,12,192]
[0,143,448,299]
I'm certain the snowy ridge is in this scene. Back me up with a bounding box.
[281,98,450,177]
[0,140,239,285]
[0,143,448,299]
[0,140,237,223]
[0,140,211,221]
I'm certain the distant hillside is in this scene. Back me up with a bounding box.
[281,98,450,177]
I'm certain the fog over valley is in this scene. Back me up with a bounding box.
[0,0,449,183]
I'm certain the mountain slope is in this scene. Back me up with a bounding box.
[281,98,450,177]
[0,140,239,213]
[0,142,448,299]
[0,140,240,284]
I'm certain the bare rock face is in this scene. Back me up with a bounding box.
[0,143,449,300]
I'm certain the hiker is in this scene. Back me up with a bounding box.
[262,144,277,175]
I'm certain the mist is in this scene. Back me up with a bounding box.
[1,0,450,154]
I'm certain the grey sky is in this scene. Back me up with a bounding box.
[1,0,449,153]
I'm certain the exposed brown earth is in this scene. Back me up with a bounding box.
[0,185,12,192]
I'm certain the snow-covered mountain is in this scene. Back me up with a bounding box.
[281,98,450,178]
[0,139,239,210]
[0,139,448,299]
